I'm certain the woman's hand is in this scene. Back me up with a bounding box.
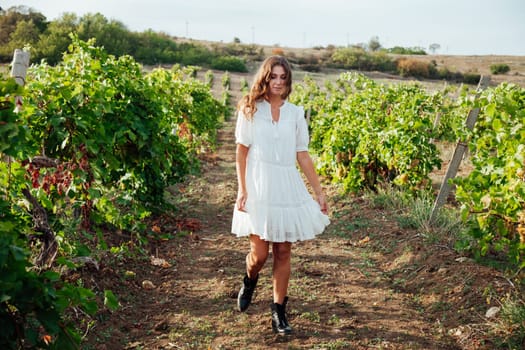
[236,191,248,212]
[316,193,329,215]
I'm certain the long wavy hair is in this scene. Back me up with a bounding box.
[237,55,292,120]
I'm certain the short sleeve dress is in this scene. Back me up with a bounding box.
[231,100,330,242]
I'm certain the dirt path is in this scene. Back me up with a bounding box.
[84,77,510,350]
[116,115,454,350]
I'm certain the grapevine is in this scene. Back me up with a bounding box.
[453,83,525,267]
[1,36,225,348]
[290,72,444,193]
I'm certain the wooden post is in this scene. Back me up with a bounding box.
[11,49,30,85]
[9,49,58,267]
[10,49,30,109]
[429,75,491,224]
[2,50,30,164]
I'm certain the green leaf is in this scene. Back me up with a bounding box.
[43,271,61,282]
[104,290,119,311]
[56,257,77,269]
[9,245,28,261]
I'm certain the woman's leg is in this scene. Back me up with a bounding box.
[270,241,293,334]
[271,242,292,304]
[246,234,269,278]
[238,234,269,312]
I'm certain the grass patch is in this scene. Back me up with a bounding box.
[487,295,525,349]
[365,186,465,245]
[316,340,353,349]
[167,312,217,347]
[365,184,412,210]
[299,310,321,323]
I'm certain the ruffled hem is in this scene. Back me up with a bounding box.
[231,199,330,243]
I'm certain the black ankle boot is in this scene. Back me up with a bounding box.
[271,297,292,335]
[237,273,258,312]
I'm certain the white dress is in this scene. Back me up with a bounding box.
[231,100,330,242]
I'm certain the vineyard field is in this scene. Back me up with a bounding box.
[2,42,525,349]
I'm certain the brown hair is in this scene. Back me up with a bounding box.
[237,56,292,119]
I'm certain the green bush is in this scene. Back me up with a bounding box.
[1,36,225,348]
[299,64,321,72]
[290,72,443,194]
[1,71,97,350]
[330,47,396,72]
[211,56,248,72]
[462,72,482,85]
[212,42,263,60]
[435,67,465,82]
[370,51,397,72]
[453,83,525,268]
[388,46,427,55]
[490,63,510,75]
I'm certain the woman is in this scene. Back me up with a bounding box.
[232,55,330,335]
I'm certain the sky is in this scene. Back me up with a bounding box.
[2,0,524,56]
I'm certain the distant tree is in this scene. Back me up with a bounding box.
[0,6,244,68]
[0,20,40,62]
[34,13,79,64]
[429,43,440,54]
[233,37,241,44]
[74,13,133,57]
[368,36,381,52]
[388,46,427,55]
[102,21,132,56]
[9,19,40,48]
[0,6,47,45]
[77,13,108,43]
[132,29,178,65]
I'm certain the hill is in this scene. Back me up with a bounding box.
[174,37,525,88]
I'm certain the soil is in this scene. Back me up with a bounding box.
[78,73,521,350]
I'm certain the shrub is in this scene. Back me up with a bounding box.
[396,58,430,78]
[272,47,285,56]
[370,51,397,72]
[462,72,482,85]
[490,63,510,75]
[436,66,463,82]
[300,64,321,72]
[330,47,368,69]
[296,54,319,65]
[330,48,396,72]
[291,72,442,194]
[487,296,525,349]
[453,83,525,268]
[388,46,427,55]
[211,56,247,72]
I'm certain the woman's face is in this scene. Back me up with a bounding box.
[267,65,287,99]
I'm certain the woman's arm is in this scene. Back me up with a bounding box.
[296,151,328,214]
[236,144,250,212]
